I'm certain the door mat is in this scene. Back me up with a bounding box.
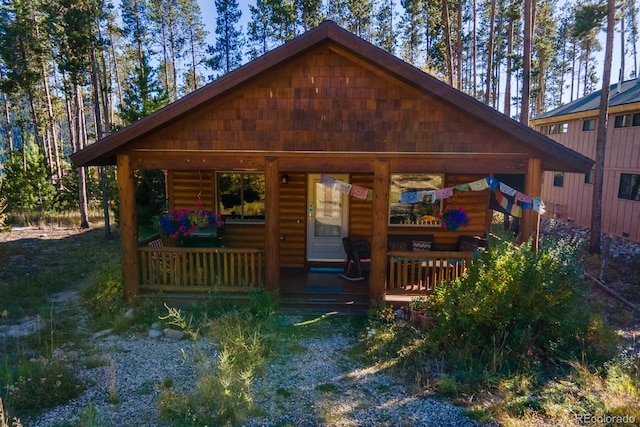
[309,267,344,273]
[305,285,343,293]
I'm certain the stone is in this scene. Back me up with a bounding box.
[148,329,164,339]
[93,329,113,339]
[163,328,185,340]
[151,322,162,330]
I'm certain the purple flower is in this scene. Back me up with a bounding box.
[159,202,223,238]
[437,206,470,230]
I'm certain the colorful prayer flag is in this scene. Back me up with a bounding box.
[435,187,454,199]
[499,182,517,196]
[350,185,368,200]
[486,176,499,190]
[515,191,533,204]
[469,178,489,191]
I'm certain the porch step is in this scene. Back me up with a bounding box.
[278,291,370,315]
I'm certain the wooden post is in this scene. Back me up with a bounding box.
[116,154,139,302]
[264,157,280,292]
[521,158,542,249]
[370,158,390,300]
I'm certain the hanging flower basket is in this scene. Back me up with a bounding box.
[159,202,224,239]
[437,206,470,231]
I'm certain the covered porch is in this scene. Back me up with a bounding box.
[137,237,475,310]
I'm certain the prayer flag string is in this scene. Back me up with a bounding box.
[318,174,545,217]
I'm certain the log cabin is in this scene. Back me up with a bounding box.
[71,21,593,308]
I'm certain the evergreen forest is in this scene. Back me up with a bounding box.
[0,0,624,223]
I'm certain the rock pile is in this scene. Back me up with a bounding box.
[540,217,640,274]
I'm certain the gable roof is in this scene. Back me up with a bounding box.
[536,78,640,119]
[71,21,593,173]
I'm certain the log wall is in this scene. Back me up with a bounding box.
[167,171,490,268]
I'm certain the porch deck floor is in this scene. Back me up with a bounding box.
[279,267,371,313]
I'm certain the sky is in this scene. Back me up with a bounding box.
[197,0,622,104]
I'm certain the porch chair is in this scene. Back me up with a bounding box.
[148,238,182,285]
[339,236,371,281]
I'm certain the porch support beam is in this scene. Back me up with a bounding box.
[370,158,390,301]
[129,150,532,174]
[520,158,542,250]
[264,156,280,292]
[117,154,139,303]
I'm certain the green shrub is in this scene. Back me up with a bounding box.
[427,236,615,370]
[83,263,128,330]
[248,287,276,319]
[0,139,60,219]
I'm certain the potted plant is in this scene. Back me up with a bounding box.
[408,296,434,330]
[159,202,224,245]
[437,206,470,231]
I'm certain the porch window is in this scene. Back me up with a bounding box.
[389,174,443,226]
[217,172,265,222]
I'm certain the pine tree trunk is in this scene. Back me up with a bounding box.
[485,0,496,104]
[74,83,90,229]
[589,0,615,253]
[2,92,13,152]
[473,0,477,97]
[442,0,454,86]
[504,2,514,117]
[570,40,576,101]
[520,0,533,125]
[457,0,463,90]
[91,48,111,238]
[620,15,625,80]
[168,22,179,99]
[41,60,62,183]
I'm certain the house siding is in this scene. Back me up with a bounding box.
[535,114,640,242]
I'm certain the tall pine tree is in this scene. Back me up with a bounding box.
[207,0,244,78]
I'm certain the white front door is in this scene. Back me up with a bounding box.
[306,174,349,261]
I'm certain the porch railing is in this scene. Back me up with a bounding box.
[386,251,474,294]
[139,246,264,292]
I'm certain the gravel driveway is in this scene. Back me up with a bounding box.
[31,314,485,427]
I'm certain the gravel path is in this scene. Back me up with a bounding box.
[30,315,485,427]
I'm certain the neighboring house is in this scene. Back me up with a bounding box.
[531,79,640,243]
[71,22,592,304]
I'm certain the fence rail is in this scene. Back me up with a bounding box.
[386,251,474,294]
[139,246,264,292]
